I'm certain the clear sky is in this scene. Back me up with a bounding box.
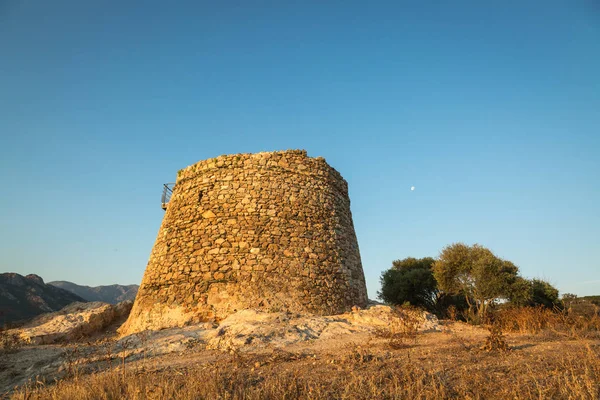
[1,1,599,298]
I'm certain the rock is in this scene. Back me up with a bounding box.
[201,305,440,351]
[350,305,441,332]
[8,301,133,345]
[202,210,216,219]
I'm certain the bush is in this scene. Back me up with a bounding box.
[378,257,437,312]
[530,279,560,308]
[508,278,561,309]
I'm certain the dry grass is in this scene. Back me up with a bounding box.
[11,339,600,399]
[495,306,600,339]
[0,329,23,354]
[9,307,600,400]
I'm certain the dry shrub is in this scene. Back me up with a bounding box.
[495,306,600,339]
[557,308,600,340]
[481,325,509,352]
[447,305,458,322]
[391,305,422,337]
[375,305,422,349]
[0,329,23,354]
[495,306,557,334]
[339,344,380,364]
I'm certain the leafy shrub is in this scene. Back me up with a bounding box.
[378,257,438,312]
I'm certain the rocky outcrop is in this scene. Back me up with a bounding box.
[121,150,368,336]
[0,273,86,325]
[115,305,441,354]
[48,281,139,304]
[8,301,133,345]
[204,305,440,351]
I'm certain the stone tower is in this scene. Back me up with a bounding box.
[120,150,367,335]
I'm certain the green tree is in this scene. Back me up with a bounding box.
[433,243,521,319]
[378,257,438,312]
[530,279,560,308]
[507,278,560,308]
[506,276,533,307]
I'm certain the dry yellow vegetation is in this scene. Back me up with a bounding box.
[8,307,600,400]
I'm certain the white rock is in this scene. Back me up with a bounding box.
[9,301,133,345]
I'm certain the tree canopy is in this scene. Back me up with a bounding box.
[378,257,437,312]
[381,243,562,321]
[507,277,560,308]
[530,279,560,308]
[433,243,521,318]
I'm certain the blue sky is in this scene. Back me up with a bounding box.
[1,1,599,297]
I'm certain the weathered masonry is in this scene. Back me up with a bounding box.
[120,150,367,335]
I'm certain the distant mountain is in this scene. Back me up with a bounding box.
[48,281,138,304]
[0,273,86,326]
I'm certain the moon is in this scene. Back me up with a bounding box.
[410,186,415,191]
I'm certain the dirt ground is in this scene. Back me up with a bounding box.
[3,318,600,399]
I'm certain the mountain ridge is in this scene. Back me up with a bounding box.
[0,273,86,325]
[48,281,138,304]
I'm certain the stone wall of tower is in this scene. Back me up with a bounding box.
[119,150,367,336]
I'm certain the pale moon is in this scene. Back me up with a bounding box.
[411,186,415,191]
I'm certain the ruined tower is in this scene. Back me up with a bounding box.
[120,150,367,335]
